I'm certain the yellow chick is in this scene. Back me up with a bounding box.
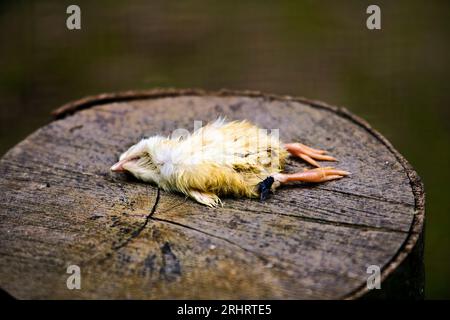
[111,118,349,207]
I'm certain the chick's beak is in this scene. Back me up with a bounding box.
[110,159,128,172]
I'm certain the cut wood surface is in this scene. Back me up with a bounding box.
[0,89,424,299]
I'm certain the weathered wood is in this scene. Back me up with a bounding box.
[0,89,424,299]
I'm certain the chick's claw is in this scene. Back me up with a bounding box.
[188,190,223,208]
[274,167,350,184]
[285,143,337,167]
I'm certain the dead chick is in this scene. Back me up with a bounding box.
[111,118,349,207]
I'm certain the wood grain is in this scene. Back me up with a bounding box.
[0,89,424,299]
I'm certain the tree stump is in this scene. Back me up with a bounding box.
[0,89,424,299]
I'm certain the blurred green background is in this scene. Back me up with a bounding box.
[0,1,448,298]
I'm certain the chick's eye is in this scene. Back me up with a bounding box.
[141,153,158,171]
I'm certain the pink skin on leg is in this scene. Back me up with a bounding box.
[273,167,350,184]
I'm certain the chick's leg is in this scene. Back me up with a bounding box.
[284,143,336,167]
[188,190,223,207]
[273,167,350,184]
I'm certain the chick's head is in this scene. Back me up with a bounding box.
[110,137,164,184]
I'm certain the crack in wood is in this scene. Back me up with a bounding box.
[316,186,414,207]
[220,203,410,234]
[73,188,161,268]
[111,188,160,251]
[149,216,269,265]
[148,214,361,276]
[250,209,410,234]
